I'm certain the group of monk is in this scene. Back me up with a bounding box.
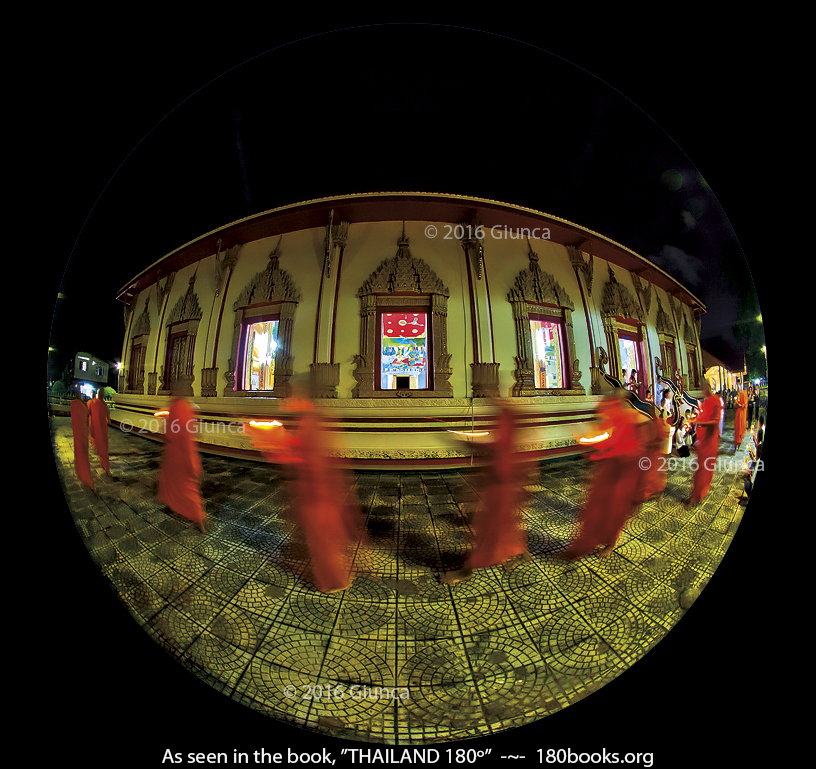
[70,389,111,492]
[68,376,730,593]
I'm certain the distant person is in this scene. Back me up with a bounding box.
[156,383,207,533]
[684,378,722,507]
[733,385,748,452]
[747,385,758,429]
[88,389,111,476]
[70,393,94,491]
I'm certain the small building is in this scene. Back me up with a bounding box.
[112,192,707,468]
[71,351,109,398]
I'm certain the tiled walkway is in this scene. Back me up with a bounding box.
[50,411,754,746]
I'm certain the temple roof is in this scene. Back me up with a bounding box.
[116,191,706,313]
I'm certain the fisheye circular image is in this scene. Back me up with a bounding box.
[46,24,766,759]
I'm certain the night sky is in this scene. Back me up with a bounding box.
[42,22,773,763]
[46,23,768,382]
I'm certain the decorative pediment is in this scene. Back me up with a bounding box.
[215,240,242,295]
[630,271,652,316]
[683,310,696,344]
[132,296,151,337]
[601,264,643,322]
[358,228,449,297]
[234,241,300,309]
[655,296,673,335]
[168,275,202,325]
[508,242,574,310]
[567,244,594,293]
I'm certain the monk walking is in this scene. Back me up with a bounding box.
[156,385,207,533]
[70,393,94,491]
[442,405,530,584]
[247,400,362,593]
[685,378,722,507]
[733,385,748,452]
[635,407,670,503]
[88,389,111,475]
[564,390,643,560]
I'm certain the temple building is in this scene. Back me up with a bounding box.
[112,192,706,468]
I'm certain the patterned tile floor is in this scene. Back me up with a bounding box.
[48,409,766,757]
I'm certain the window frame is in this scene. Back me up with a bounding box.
[375,307,434,393]
[237,311,281,394]
[528,310,569,391]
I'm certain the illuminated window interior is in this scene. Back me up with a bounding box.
[244,320,279,391]
[380,312,428,390]
[530,317,563,389]
[619,338,639,383]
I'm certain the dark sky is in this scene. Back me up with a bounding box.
[46,23,769,380]
[41,21,775,764]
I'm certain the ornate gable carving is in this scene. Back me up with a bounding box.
[132,296,151,337]
[655,295,673,335]
[509,241,575,310]
[567,244,594,293]
[215,239,242,296]
[602,264,643,322]
[683,309,696,344]
[168,275,202,325]
[358,228,449,297]
[234,240,300,309]
[630,271,652,316]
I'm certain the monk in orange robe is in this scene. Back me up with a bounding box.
[247,401,361,593]
[733,386,748,451]
[88,389,111,475]
[635,409,670,503]
[156,391,207,533]
[442,405,530,583]
[564,391,643,560]
[685,379,722,506]
[70,395,94,491]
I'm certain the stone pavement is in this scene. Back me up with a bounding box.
[49,410,755,746]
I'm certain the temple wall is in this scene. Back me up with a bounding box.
[113,200,703,468]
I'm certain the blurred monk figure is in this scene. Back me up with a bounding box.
[733,385,748,452]
[685,378,722,507]
[156,384,207,533]
[70,393,94,491]
[635,407,669,503]
[442,404,530,584]
[247,399,362,594]
[564,390,642,560]
[88,388,111,476]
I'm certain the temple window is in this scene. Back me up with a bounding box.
[240,317,280,392]
[353,229,453,398]
[378,311,431,391]
[529,313,566,390]
[508,244,584,397]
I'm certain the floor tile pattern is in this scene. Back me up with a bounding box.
[51,412,751,744]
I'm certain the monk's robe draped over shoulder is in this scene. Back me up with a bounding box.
[70,399,94,490]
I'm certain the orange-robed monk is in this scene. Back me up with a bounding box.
[466,406,530,570]
[564,391,643,560]
[733,386,748,450]
[685,379,722,506]
[246,401,362,594]
[88,389,111,475]
[70,395,94,491]
[156,391,207,533]
[635,409,670,504]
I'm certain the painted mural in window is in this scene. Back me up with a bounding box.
[380,312,429,390]
[530,316,564,389]
[243,319,279,391]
